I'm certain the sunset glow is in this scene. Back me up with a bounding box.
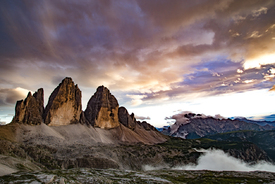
[1,1,275,126]
[244,53,275,70]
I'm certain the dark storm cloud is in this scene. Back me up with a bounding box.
[0,0,275,108]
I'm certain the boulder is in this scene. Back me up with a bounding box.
[12,88,44,125]
[44,77,82,126]
[118,107,136,130]
[84,86,120,129]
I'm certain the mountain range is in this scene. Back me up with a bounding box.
[161,112,275,139]
[10,77,165,144]
[234,117,275,127]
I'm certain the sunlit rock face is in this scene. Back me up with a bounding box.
[118,107,136,130]
[44,77,82,126]
[84,86,120,129]
[12,88,44,125]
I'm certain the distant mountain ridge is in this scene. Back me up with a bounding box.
[234,117,275,127]
[161,112,274,139]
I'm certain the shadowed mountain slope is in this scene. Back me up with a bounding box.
[162,113,274,139]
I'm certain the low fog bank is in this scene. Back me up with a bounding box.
[143,149,275,172]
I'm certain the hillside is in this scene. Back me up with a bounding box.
[205,130,275,161]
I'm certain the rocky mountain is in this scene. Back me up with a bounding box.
[9,77,165,144]
[118,107,136,130]
[84,86,120,129]
[118,107,156,131]
[161,112,274,139]
[11,88,44,125]
[44,77,82,126]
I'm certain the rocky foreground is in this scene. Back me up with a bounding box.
[1,168,275,184]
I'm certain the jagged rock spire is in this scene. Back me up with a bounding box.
[118,107,136,130]
[84,85,120,129]
[10,77,158,132]
[12,88,44,125]
[44,77,82,126]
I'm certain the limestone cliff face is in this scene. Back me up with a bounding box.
[44,77,82,126]
[84,86,120,129]
[12,88,44,125]
[118,107,136,130]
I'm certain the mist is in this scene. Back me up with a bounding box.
[144,149,275,172]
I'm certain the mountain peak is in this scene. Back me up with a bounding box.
[12,88,44,125]
[44,77,82,126]
[96,85,108,91]
[84,85,120,129]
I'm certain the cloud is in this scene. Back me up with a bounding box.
[244,54,275,70]
[214,114,226,119]
[0,0,275,114]
[174,149,275,172]
[252,7,268,17]
[249,114,275,122]
[140,61,275,106]
[165,111,191,123]
[144,149,275,172]
[0,87,30,106]
[126,94,147,106]
[134,115,151,120]
[165,111,207,134]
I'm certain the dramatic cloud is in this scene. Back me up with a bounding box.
[0,87,30,106]
[1,0,275,125]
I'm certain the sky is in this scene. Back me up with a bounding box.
[1,0,275,127]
